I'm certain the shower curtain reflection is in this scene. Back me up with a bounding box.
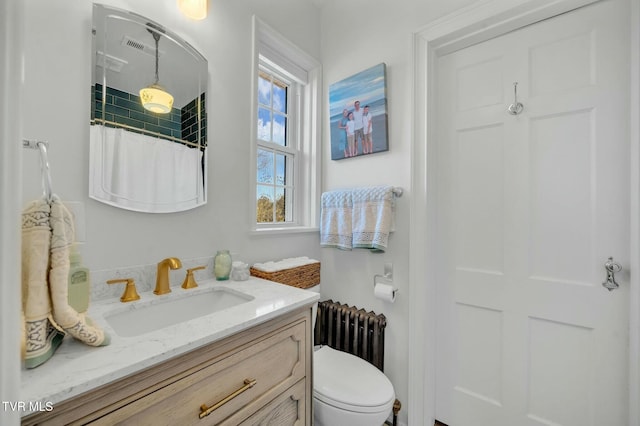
[89,125,203,213]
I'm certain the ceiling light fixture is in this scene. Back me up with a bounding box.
[178,0,207,20]
[139,26,174,114]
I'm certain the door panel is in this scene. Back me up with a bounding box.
[529,110,593,283]
[529,32,594,95]
[456,124,505,273]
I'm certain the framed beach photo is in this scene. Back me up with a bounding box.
[329,63,389,160]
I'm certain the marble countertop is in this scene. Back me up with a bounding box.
[20,277,319,414]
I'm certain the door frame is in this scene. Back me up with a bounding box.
[0,1,25,425]
[408,0,640,424]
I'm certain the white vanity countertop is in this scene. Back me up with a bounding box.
[20,277,319,414]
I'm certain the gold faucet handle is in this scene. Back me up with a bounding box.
[182,266,206,289]
[107,278,141,303]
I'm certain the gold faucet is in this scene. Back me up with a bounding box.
[107,278,141,302]
[182,265,206,289]
[155,257,182,295]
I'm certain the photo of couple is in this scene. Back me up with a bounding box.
[329,63,389,160]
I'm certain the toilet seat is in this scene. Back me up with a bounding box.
[313,345,395,413]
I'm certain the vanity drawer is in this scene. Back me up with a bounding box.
[91,320,306,425]
[237,379,307,426]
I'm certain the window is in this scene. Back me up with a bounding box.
[256,70,294,223]
[251,17,321,232]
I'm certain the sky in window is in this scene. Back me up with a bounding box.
[258,76,287,145]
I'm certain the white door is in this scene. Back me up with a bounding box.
[435,1,630,425]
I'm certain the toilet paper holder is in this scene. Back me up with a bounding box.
[373,262,399,297]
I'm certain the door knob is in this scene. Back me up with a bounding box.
[602,257,622,291]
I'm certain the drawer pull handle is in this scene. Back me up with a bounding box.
[199,378,257,419]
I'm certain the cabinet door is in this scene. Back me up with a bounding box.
[91,321,306,426]
[237,380,306,426]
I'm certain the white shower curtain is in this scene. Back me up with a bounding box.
[89,125,203,213]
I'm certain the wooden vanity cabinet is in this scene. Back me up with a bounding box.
[22,306,312,426]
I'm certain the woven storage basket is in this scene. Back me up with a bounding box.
[250,262,320,289]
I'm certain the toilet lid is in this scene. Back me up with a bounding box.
[313,346,395,413]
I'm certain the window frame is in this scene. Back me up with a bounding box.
[250,16,321,234]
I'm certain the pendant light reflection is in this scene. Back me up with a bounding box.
[139,84,174,114]
[178,0,207,20]
[140,27,174,114]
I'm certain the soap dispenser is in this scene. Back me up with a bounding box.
[68,246,90,313]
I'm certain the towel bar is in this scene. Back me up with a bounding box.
[23,139,53,202]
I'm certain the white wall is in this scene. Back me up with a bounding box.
[318,0,477,424]
[20,0,322,270]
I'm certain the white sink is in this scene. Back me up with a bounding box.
[104,287,254,337]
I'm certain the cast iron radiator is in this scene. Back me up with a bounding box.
[314,299,387,371]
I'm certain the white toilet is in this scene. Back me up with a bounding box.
[311,301,396,426]
[313,345,395,425]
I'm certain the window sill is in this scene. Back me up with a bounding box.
[249,226,319,236]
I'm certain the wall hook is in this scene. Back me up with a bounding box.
[507,82,524,115]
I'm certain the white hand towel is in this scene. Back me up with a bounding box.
[351,186,394,252]
[320,190,353,250]
[252,257,319,272]
[22,199,65,369]
[48,196,110,347]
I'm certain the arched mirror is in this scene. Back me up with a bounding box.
[90,4,208,213]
